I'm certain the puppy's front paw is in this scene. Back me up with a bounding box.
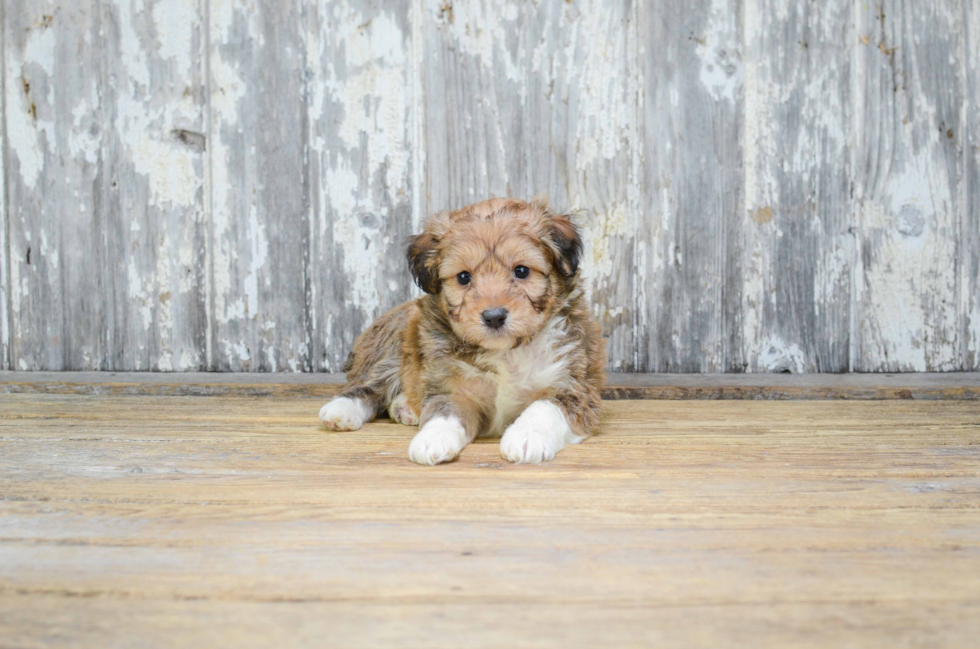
[388,393,419,426]
[409,416,467,465]
[319,397,371,431]
[500,400,578,464]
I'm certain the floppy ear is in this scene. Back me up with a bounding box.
[406,231,441,294]
[544,212,582,277]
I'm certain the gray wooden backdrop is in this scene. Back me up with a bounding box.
[1,0,978,373]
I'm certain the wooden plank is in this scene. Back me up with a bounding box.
[100,0,208,370]
[637,0,743,372]
[207,0,310,371]
[1,596,977,649]
[853,0,965,371]
[0,8,7,372]
[741,0,852,372]
[3,2,104,370]
[1,371,978,400]
[421,0,527,213]
[526,0,636,370]
[1,394,979,647]
[306,0,416,372]
[967,3,979,370]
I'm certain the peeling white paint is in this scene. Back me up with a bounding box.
[328,162,382,314]
[112,63,200,208]
[98,0,206,371]
[326,9,409,197]
[740,0,853,371]
[5,0,976,373]
[409,0,426,233]
[531,0,630,172]
[24,25,56,75]
[244,204,268,319]
[758,335,806,374]
[152,0,197,78]
[6,31,55,190]
[740,6,772,368]
[39,229,58,272]
[68,92,100,164]
[696,0,742,103]
[312,2,413,326]
[853,1,962,371]
[0,121,7,367]
[115,0,151,91]
[439,0,522,82]
[208,2,247,330]
[578,202,628,319]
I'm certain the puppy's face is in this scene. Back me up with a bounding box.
[408,199,582,350]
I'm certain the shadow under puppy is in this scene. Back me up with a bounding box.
[319,198,606,465]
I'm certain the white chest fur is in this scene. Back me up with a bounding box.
[473,316,576,436]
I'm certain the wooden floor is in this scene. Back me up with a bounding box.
[1,390,979,648]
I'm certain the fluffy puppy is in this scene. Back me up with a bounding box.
[319,198,606,465]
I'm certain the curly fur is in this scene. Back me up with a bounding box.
[319,198,606,465]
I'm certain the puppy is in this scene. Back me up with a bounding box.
[318,198,606,465]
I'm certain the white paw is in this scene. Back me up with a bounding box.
[409,416,468,466]
[500,400,580,464]
[319,397,373,431]
[388,393,419,426]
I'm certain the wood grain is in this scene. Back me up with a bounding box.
[421,0,527,213]
[638,0,743,372]
[0,7,7,372]
[853,0,965,371]
[527,0,637,370]
[0,0,978,373]
[101,0,208,371]
[967,2,979,371]
[742,0,852,372]
[307,0,417,372]
[207,0,310,372]
[2,393,979,647]
[3,2,105,370]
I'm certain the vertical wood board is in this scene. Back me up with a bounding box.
[208,0,310,371]
[421,0,527,214]
[307,0,416,372]
[527,0,637,370]
[966,0,979,370]
[853,0,965,371]
[3,2,105,370]
[0,5,8,371]
[101,0,208,371]
[638,0,744,372]
[741,0,852,372]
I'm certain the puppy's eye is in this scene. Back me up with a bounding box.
[456,271,472,286]
[514,265,530,279]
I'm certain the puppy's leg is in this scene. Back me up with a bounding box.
[408,394,486,466]
[320,301,416,431]
[388,393,420,426]
[500,400,584,464]
[501,383,602,463]
[319,390,380,432]
[409,415,468,465]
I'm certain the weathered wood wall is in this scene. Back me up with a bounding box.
[1,0,977,373]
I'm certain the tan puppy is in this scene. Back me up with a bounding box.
[318,198,606,465]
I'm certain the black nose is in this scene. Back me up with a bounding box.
[481,308,508,330]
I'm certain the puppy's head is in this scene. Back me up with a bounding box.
[407,198,582,350]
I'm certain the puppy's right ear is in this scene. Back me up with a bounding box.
[407,231,441,294]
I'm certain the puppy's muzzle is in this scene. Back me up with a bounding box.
[481,308,508,330]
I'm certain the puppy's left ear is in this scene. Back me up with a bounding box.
[407,231,441,294]
[544,212,582,278]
